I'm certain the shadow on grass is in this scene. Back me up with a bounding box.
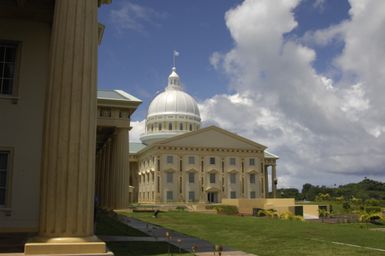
[106,241,191,256]
[96,212,149,237]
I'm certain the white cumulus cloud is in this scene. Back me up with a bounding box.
[200,0,385,188]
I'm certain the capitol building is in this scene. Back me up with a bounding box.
[129,66,279,204]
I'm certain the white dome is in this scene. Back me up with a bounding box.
[140,67,201,145]
[147,89,200,118]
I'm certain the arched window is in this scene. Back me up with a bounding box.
[189,124,192,131]
[169,123,172,130]
[159,123,162,131]
[151,124,154,131]
[179,123,183,130]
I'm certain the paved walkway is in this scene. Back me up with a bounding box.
[106,215,256,256]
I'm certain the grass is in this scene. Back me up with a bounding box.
[122,211,385,256]
[105,241,191,256]
[95,212,148,236]
[96,212,191,255]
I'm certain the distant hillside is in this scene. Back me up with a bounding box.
[277,178,385,203]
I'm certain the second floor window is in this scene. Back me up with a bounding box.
[188,156,195,164]
[209,173,216,184]
[166,155,173,164]
[209,157,215,165]
[0,42,18,96]
[230,173,236,184]
[250,174,256,184]
[188,172,195,183]
[0,150,10,207]
[229,158,236,165]
[249,158,255,166]
[166,172,173,183]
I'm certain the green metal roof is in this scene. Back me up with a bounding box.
[97,90,141,102]
[129,142,147,154]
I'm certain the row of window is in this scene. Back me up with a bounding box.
[140,191,257,201]
[165,155,257,166]
[148,123,194,132]
[161,172,257,185]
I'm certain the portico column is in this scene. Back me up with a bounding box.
[272,165,277,198]
[264,165,269,198]
[112,128,130,209]
[25,0,106,254]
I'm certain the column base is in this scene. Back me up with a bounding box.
[24,236,111,255]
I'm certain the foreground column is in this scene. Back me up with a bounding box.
[25,0,107,254]
[264,165,269,198]
[112,128,130,209]
[272,165,277,198]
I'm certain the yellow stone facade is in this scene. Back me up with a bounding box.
[131,126,278,204]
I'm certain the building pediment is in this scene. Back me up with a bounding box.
[154,126,267,150]
[186,168,198,173]
[207,168,219,173]
[205,186,220,192]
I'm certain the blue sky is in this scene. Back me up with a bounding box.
[98,0,349,119]
[98,0,385,188]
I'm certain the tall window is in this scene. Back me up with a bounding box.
[188,172,195,183]
[0,150,10,207]
[209,173,216,184]
[230,191,237,199]
[250,191,256,199]
[166,155,173,164]
[250,174,256,184]
[188,191,195,202]
[179,123,183,130]
[209,157,215,165]
[230,173,236,184]
[168,122,172,130]
[0,42,18,96]
[158,123,162,131]
[166,191,173,201]
[166,172,173,183]
[249,158,255,166]
[188,156,195,164]
[189,124,192,131]
[229,158,236,165]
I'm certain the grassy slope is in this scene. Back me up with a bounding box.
[123,211,385,256]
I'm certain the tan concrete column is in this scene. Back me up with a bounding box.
[95,150,102,204]
[25,0,106,254]
[272,164,277,198]
[264,165,269,198]
[111,128,129,209]
[99,144,107,208]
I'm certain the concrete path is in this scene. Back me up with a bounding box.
[109,215,256,256]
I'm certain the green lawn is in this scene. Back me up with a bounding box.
[122,211,385,256]
[105,241,191,256]
[95,212,148,236]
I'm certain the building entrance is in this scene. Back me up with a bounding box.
[207,192,218,203]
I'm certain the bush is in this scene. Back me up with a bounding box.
[256,209,279,218]
[365,206,381,213]
[365,199,380,206]
[342,201,351,210]
[212,205,239,215]
[359,212,385,225]
[175,205,187,211]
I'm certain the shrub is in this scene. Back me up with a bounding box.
[342,201,351,210]
[213,205,239,215]
[175,205,187,211]
[256,209,278,218]
[365,199,380,206]
[365,206,381,213]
